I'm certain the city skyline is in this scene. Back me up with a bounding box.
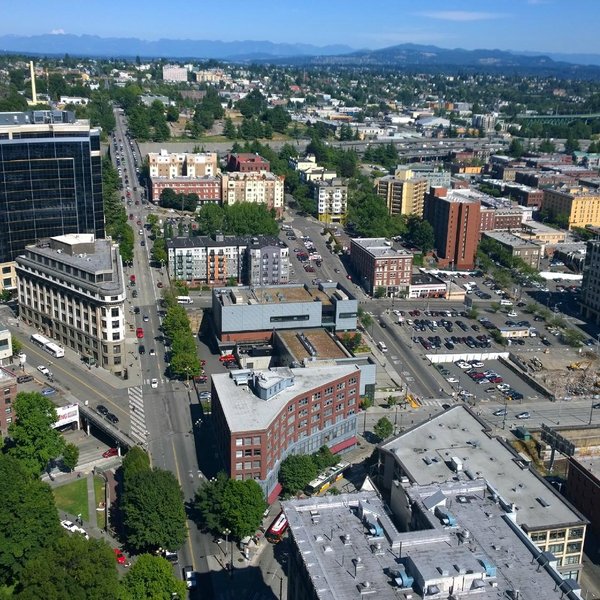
[2,0,600,56]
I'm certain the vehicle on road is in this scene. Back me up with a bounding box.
[136,328,144,339]
[183,565,197,589]
[96,405,109,416]
[106,413,119,425]
[17,375,34,383]
[143,314,149,322]
[138,345,145,355]
[114,548,127,565]
[176,295,193,304]
[149,348,156,356]
[151,378,158,388]
[266,510,289,543]
[377,341,388,353]
[37,365,50,376]
[198,391,211,400]
[493,408,508,416]
[102,447,119,458]
[31,333,65,358]
[516,411,531,419]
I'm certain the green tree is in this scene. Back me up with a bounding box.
[165,105,179,122]
[122,447,151,484]
[120,554,187,600]
[151,237,168,265]
[11,335,23,355]
[279,454,318,495]
[508,138,524,158]
[373,417,393,441]
[62,443,79,472]
[6,392,65,476]
[195,474,265,539]
[539,139,556,153]
[223,117,237,139]
[313,446,337,472]
[490,302,501,313]
[16,535,119,600]
[374,286,386,299]
[122,469,187,552]
[236,89,267,118]
[0,455,61,585]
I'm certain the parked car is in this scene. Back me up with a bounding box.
[102,447,119,458]
[493,408,508,417]
[114,548,127,565]
[183,565,197,589]
[17,374,34,383]
[106,413,119,425]
[37,365,50,376]
[96,404,109,416]
[516,411,531,419]
[41,387,56,396]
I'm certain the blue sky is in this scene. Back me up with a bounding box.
[1,0,600,54]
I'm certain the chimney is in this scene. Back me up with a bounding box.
[29,61,37,104]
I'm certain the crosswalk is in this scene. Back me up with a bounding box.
[127,386,148,444]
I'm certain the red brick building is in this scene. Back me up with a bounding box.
[226,153,270,173]
[0,367,17,437]
[424,187,481,270]
[505,183,544,208]
[349,238,413,296]
[211,365,360,502]
[150,176,221,204]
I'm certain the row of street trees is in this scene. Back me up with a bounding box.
[194,202,279,237]
[161,290,202,380]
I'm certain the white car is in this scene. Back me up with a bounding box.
[37,365,50,376]
[61,519,77,532]
[183,566,197,589]
[151,378,158,389]
[446,377,459,383]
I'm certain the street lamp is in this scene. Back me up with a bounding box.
[222,528,231,572]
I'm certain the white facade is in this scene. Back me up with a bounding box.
[162,65,188,82]
[313,179,348,223]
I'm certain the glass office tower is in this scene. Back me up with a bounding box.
[0,110,105,263]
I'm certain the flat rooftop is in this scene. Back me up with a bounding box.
[351,238,413,259]
[216,284,345,307]
[382,406,585,531]
[483,231,542,248]
[283,488,575,600]
[276,329,349,362]
[0,367,16,384]
[212,364,359,432]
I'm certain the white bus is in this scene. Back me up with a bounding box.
[30,334,65,358]
[176,296,193,305]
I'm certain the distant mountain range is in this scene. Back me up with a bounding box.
[0,34,354,60]
[1,34,600,77]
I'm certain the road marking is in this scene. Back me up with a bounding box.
[127,386,147,444]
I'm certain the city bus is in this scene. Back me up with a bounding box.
[176,296,193,304]
[30,334,65,358]
[266,511,288,544]
[305,462,351,496]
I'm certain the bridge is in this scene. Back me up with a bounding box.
[516,112,600,125]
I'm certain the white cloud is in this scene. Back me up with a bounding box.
[50,28,65,35]
[416,11,508,22]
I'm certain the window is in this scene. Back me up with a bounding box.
[244,449,252,457]
[564,556,579,565]
[567,542,582,554]
[244,437,252,446]
[299,397,308,406]
[569,528,584,539]
[549,543,564,554]
[325,386,333,395]
[235,439,243,447]
[236,462,242,471]
[549,530,566,541]
[236,451,243,458]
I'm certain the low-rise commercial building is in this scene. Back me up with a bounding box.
[212,364,360,501]
[350,238,413,296]
[312,178,348,224]
[289,154,337,183]
[283,486,581,600]
[221,172,285,217]
[482,231,542,269]
[0,262,17,294]
[379,406,588,581]
[167,234,289,286]
[16,234,126,377]
[212,283,358,345]
[0,326,12,366]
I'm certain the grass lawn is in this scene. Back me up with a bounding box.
[53,478,89,522]
[93,476,106,530]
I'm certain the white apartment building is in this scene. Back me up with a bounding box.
[162,65,188,82]
[221,172,284,216]
[16,235,127,377]
[312,178,348,224]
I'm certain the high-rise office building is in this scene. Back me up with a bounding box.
[0,110,105,264]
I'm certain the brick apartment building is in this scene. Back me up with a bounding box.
[424,187,481,270]
[150,177,221,204]
[565,457,600,539]
[0,367,16,438]
[212,364,360,501]
[226,153,270,173]
[221,172,284,217]
[505,183,544,208]
[350,238,413,296]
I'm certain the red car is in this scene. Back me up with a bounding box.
[102,447,118,458]
[113,548,127,565]
[136,328,144,339]
[219,354,235,362]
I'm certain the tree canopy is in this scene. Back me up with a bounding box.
[15,535,119,600]
[194,203,278,237]
[120,554,187,600]
[373,417,394,441]
[122,468,187,552]
[5,392,65,476]
[195,472,265,539]
[0,455,61,585]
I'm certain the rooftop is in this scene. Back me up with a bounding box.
[276,329,350,362]
[167,235,284,250]
[283,488,576,600]
[351,238,413,259]
[214,284,352,308]
[0,367,16,384]
[483,231,542,249]
[381,406,586,531]
[212,364,359,432]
